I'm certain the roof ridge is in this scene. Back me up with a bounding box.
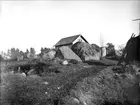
[61,34,80,39]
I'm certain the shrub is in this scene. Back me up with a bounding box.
[69,59,79,64]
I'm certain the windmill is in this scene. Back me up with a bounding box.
[132,18,140,35]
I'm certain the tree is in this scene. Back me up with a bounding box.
[7,49,11,58]
[26,49,29,53]
[40,47,50,56]
[28,47,36,59]
[106,43,116,56]
[118,44,125,56]
[41,47,44,53]
[0,55,4,61]
[10,48,21,60]
[23,49,29,58]
[30,48,36,55]
[112,45,125,60]
[5,48,24,61]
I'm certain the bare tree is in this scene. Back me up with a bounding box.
[100,33,105,47]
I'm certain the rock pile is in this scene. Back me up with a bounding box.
[72,42,101,61]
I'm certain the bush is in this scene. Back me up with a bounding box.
[69,59,79,64]
[113,61,140,75]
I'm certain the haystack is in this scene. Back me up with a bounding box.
[55,46,82,62]
[118,34,140,64]
[71,42,101,61]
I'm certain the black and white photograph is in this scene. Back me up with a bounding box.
[0,0,140,105]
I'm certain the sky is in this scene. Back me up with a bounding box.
[0,0,140,54]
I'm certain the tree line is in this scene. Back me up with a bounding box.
[0,43,125,61]
[0,48,36,61]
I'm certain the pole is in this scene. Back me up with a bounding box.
[132,19,140,35]
[139,22,140,35]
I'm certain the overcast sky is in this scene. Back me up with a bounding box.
[0,1,140,54]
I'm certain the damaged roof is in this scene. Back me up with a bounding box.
[54,34,88,47]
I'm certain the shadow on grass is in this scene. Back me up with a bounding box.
[84,58,118,66]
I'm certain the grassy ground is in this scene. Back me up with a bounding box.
[0,60,140,105]
[64,66,140,105]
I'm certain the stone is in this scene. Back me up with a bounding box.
[62,60,68,65]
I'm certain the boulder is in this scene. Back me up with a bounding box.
[62,60,69,65]
[72,42,101,61]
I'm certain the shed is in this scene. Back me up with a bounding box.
[54,34,89,48]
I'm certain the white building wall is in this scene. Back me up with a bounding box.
[73,36,86,44]
[101,47,106,57]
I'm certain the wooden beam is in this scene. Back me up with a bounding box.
[132,18,140,21]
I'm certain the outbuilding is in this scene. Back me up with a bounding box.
[54,34,89,48]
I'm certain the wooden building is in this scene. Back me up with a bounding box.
[54,34,89,48]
